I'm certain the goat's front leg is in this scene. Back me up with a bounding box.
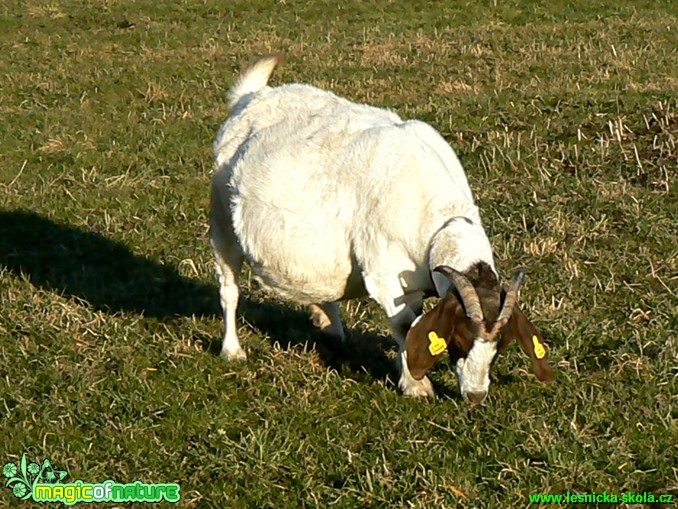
[363,275,434,398]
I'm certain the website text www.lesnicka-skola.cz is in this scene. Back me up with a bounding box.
[529,491,674,504]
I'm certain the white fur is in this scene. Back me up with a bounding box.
[456,340,497,402]
[398,350,434,398]
[211,56,497,394]
[227,56,280,109]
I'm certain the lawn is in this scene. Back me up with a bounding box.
[0,0,676,507]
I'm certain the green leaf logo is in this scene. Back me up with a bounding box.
[3,453,68,501]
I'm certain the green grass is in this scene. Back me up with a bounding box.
[1,0,676,507]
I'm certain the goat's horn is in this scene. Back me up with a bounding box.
[434,266,484,322]
[496,269,526,324]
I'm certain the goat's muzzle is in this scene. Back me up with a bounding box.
[465,391,487,405]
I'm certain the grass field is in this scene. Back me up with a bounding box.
[1,0,676,507]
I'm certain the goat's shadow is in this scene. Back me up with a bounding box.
[0,209,397,385]
[235,297,400,386]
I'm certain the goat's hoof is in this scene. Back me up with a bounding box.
[220,348,247,361]
[311,314,328,329]
[399,376,435,398]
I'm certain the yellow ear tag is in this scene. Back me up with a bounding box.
[428,331,447,356]
[532,335,546,359]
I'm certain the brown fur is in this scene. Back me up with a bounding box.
[498,305,555,382]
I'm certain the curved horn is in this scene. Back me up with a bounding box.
[496,268,526,324]
[433,266,484,323]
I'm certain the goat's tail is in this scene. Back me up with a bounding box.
[228,54,283,109]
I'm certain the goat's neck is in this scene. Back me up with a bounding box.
[428,217,496,297]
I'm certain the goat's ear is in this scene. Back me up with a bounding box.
[405,299,458,380]
[500,305,555,382]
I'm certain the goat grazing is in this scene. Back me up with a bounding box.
[211,55,555,402]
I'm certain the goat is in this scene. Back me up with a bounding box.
[210,55,555,402]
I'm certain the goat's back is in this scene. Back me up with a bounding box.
[213,82,479,303]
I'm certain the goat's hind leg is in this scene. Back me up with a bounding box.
[210,204,246,361]
[210,167,248,361]
[213,250,245,360]
[212,244,245,360]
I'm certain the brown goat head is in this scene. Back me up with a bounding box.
[405,262,555,404]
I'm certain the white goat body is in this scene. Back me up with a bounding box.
[215,58,494,300]
[211,56,500,398]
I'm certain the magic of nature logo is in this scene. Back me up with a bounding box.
[3,453,180,505]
